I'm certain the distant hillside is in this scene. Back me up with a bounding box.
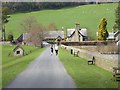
[5,3,118,40]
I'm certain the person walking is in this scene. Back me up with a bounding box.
[50,44,54,56]
[55,44,58,55]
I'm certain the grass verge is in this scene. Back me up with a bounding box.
[59,48,118,88]
[2,45,45,87]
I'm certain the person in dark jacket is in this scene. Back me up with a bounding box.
[51,44,54,55]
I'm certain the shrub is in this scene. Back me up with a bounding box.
[7,33,13,42]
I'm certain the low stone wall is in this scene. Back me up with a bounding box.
[1,41,10,45]
[61,45,119,72]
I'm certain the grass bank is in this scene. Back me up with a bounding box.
[59,48,118,88]
[6,3,117,39]
[2,45,45,87]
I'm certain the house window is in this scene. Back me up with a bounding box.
[16,51,20,54]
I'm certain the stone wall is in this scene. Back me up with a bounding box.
[61,45,119,72]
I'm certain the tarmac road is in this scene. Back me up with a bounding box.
[6,47,76,88]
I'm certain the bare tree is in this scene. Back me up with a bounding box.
[21,16,50,47]
[26,24,48,47]
[20,16,37,32]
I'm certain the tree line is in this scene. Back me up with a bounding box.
[2,2,89,13]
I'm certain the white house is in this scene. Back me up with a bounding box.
[66,23,87,42]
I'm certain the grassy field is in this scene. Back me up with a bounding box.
[6,3,118,39]
[2,45,45,87]
[59,48,118,88]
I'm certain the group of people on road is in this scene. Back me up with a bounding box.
[50,44,59,56]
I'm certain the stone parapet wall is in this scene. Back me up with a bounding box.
[61,45,119,72]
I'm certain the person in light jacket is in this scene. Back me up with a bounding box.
[55,44,58,55]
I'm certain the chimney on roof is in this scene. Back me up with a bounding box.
[75,23,80,31]
[75,23,80,42]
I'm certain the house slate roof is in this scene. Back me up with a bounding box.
[17,31,64,41]
[67,29,75,37]
[114,31,120,37]
[80,28,87,36]
[107,32,115,40]
[16,34,23,42]
[44,31,64,39]
[13,45,24,52]
[17,33,29,42]
[67,28,87,38]
[16,33,30,42]
[23,33,30,40]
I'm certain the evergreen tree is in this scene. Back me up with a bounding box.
[98,18,109,41]
[113,2,120,32]
[7,32,14,42]
[2,7,10,41]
